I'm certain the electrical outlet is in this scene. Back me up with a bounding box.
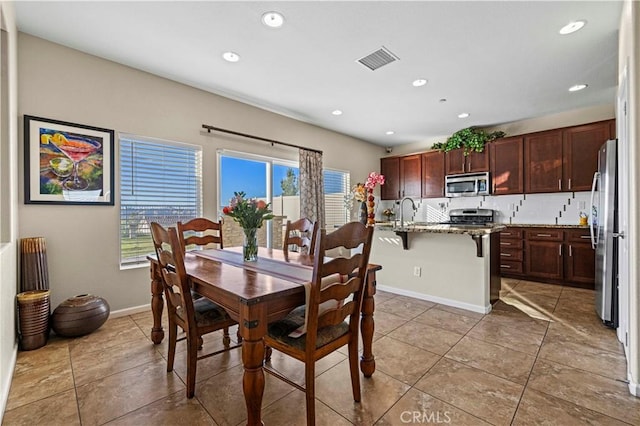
[413,266,421,277]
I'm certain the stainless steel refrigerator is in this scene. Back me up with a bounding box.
[590,139,618,328]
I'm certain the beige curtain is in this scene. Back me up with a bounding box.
[299,149,325,228]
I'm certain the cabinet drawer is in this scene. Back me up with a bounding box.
[500,261,523,274]
[499,239,523,249]
[500,248,523,261]
[525,229,563,241]
[565,229,592,243]
[500,229,523,239]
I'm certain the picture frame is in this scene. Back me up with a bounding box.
[24,115,114,205]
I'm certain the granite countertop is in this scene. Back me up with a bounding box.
[375,222,505,236]
[504,224,589,229]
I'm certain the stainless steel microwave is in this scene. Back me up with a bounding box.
[445,172,490,197]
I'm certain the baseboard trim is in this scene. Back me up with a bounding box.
[109,304,151,319]
[0,342,18,423]
[629,373,639,397]
[376,285,491,314]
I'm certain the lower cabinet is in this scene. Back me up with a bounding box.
[500,227,595,288]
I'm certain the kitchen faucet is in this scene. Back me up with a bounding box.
[399,196,417,228]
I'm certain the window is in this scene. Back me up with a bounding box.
[120,135,202,267]
[219,151,350,248]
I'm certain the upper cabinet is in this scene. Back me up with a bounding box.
[490,136,524,195]
[563,120,612,191]
[445,148,489,175]
[524,129,563,193]
[380,157,400,200]
[421,151,445,198]
[400,154,422,198]
[525,120,613,193]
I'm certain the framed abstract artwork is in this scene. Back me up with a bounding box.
[24,115,114,205]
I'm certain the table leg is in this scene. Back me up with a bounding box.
[240,304,266,426]
[360,271,376,377]
[150,261,165,344]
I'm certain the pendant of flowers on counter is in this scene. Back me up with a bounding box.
[364,172,385,226]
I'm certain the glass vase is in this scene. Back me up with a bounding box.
[359,202,368,225]
[243,227,258,262]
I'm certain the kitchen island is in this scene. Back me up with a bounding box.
[370,223,505,314]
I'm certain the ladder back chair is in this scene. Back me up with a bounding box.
[283,217,318,255]
[264,221,374,426]
[150,222,239,398]
[177,217,236,345]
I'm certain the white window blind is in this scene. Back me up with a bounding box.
[323,169,350,229]
[119,135,202,267]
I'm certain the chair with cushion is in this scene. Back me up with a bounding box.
[150,222,239,398]
[177,217,235,345]
[264,221,374,426]
[283,217,318,255]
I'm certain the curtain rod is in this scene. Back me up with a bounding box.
[202,124,323,155]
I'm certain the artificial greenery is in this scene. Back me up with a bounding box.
[432,127,506,156]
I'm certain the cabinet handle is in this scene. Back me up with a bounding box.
[559,244,562,256]
[558,179,562,190]
[500,264,511,269]
[502,232,512,236]
[536,233,552,237]
[568,178,572,190]
[569,244,573,256]
[580,235,591,239]
[501,253,512,257]
[500,242,512,246]
[468,161,471,171]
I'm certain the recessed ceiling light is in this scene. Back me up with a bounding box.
[261,11,285,28]
[458,113,470,118]
[386,131,395,135]
[412,79,428,87]
[222,51,240,62]
[569,84,588,92]
[332,110,343,116]
[559,20,586,35]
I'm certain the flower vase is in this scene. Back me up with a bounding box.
[359,202,368,225]
[243,227,258,261]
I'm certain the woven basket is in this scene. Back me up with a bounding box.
[17,290,51,351]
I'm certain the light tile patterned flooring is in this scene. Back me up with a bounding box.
[4,279,639,425]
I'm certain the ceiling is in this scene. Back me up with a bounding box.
[14,1,622,147]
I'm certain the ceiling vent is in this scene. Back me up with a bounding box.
[357,46,399,71]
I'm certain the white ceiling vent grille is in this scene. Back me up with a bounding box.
[357,46,399,71]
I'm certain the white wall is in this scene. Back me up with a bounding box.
[0,1,19,420]
[17,33,381,313]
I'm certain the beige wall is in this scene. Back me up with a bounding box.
[0,1,19,420]
[17,33,381,314]
[619,0,640,396]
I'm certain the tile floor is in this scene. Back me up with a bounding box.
[3,279,638,425]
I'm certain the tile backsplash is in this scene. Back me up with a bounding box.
[378,192,592,226]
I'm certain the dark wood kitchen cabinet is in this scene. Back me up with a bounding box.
[421,151,445,198]
[524,130,563,193]
[380,155,421,200]
[490,136,524,195]
[525,120,614,194]
[564,229,596,286]
[524,229,564,281]
[380,157,400,200]
[445,148,489,175]
[563,120,613,191]
[400,154,422,198]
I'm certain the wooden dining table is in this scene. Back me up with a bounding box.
[147,247,381,426]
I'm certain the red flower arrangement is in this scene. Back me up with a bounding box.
[363,172,385,226]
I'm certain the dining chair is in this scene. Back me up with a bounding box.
[177,217,236,346]
[150,222,239,398]
[264,221,374,426]
[283,217,318,255]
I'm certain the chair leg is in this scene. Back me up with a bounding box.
[167,322,177,373]
[186,335,199,398]
[305,362,316,426]
[223,327,231,347]
[264,345,272,362]
[348,337,361,402]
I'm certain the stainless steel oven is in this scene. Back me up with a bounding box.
[445,172,490,197]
